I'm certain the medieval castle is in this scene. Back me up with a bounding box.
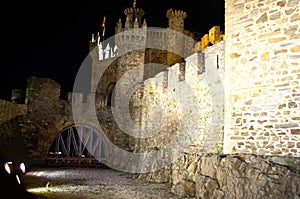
[0,0,299,198]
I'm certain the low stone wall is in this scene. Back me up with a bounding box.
[175,153,300,198]
[142,153,300,198]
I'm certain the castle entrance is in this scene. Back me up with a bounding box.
[45,124,108,167]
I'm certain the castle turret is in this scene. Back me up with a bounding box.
[166,9,187,66]
[114,5,147,81]
[124,7,145,28]
[116,5,145,34]
[166,9,187,32]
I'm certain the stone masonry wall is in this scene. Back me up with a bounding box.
[0,76,74,165]
[171,153,300,198]
[26,76,61,111]
[136,42,225,158]
[0,99,28,124]
[224,0,300,156]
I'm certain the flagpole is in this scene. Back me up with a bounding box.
[102,15,106,43]
[132,0,137,24]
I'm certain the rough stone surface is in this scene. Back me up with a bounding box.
[142,154,300,198]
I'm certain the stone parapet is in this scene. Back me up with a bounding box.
[195,26,225,52]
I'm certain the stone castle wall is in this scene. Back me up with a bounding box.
[0,77,74,165]
[0,99,28,124]
[137,41,225,155]
[88,0,300,159]
[224,0,300,156]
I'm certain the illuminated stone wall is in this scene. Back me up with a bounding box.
[224,0,300,156]
[0,99,28,124]
[137,41,225,156]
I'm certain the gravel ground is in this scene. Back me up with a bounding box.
[22,166,183,199]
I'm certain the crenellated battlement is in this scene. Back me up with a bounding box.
[166,9,187,32]
[166,9,187,20]
[124,7,145,19]
[90,5,196,65]
[91,27,197,62]
[194,26,225,52]
[97,42,119,61]
[123,7,145,28]
[140,43,225,155]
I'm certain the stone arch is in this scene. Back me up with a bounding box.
[45,124,108,166]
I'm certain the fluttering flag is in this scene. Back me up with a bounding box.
[132,0,136,22]
[102,16,106,37]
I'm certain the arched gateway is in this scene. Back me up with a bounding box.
[46,124,108,167]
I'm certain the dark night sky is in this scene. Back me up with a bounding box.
[0,1,224,100]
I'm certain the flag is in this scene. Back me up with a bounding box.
[102,16,106,37]
[132,0,136,21]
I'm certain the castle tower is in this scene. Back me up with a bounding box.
[166,9,187,32]
[115,6,146,81]
[115,6,145,34]
[25,77,61,111]
[123,7,145,29]
[88,4,147,108]
[166,9,187,66]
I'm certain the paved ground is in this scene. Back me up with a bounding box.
[21,166,183,199]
